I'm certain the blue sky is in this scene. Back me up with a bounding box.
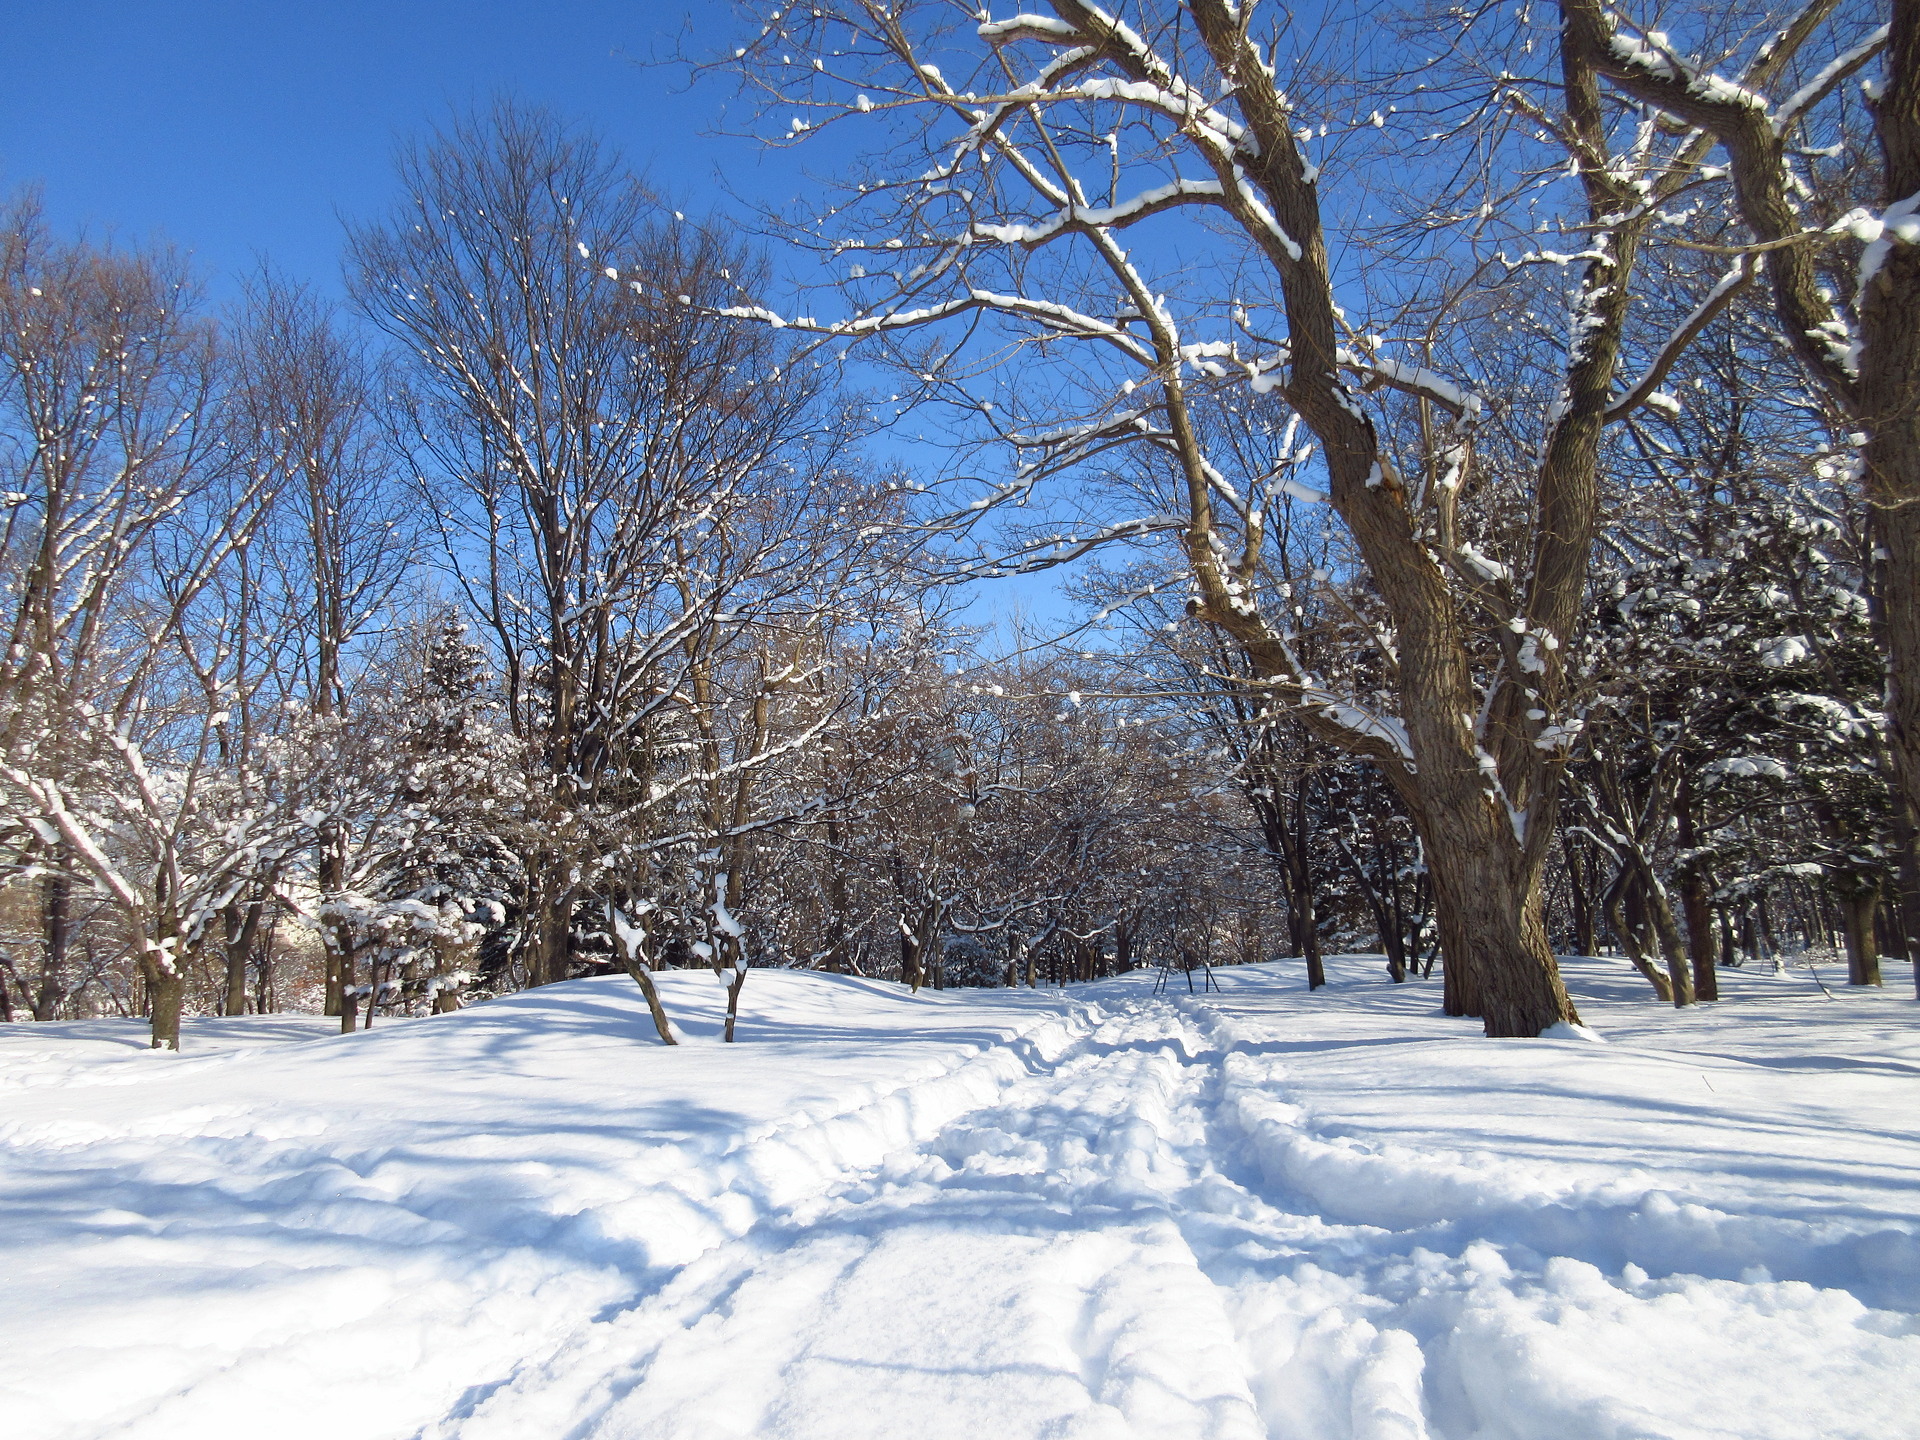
[0,0,1093,631]
[0,1,790,298]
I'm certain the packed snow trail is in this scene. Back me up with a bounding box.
[3,959,1918,1439]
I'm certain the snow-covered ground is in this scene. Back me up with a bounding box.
[3,956,1916,1440]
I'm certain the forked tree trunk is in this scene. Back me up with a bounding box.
[1604,878,1675,1004]
[221,894,267,1018]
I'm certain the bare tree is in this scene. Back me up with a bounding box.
[701,1,1812,1031]
[0,192,288,1048]
[1562,0,1916,996]
[228,272,418,1023]
[350,102,904,1038]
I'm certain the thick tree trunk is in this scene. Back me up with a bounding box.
[223,939,249,1017]
[1680,871,1718,1002]
[1423,831,1574,1035]
[526,888,572,988]
[1860,5,1920,963]
[147,962,185,1051]
[1840,883,1885,987]
[1889,776,1920,1000]
[221,895,267,1018]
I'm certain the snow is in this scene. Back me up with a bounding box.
[1858,189,1920,292]
[1777,26,1891,131]
[972,178,1227,246]
[4,957,1918,1439]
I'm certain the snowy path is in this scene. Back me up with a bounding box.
[4,960,1919,1439]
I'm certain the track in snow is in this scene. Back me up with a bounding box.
[430,978,1920,1440]
[8,962,1918,1440]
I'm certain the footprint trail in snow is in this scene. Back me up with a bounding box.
[5,959,1918,1440]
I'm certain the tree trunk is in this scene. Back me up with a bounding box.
[147,961,185,1051]
[338,933,359,1034]
[1423,832,1576,1035]
[1840,882,1885,987]
[724,966,747,1042]
[527,887,572,988]
[221,894,267,1018]
[618,959,677,1043]
[1291,858,1324,990]
[1675,774,1718,1001]
[1679,868,1718,1002]
[1636,867,1696,1009]
[900,924,922,991]
[1605,872,1675,1003]
[1861,4,1920,947]
[34,867,72,1021]
[1562,832,1599,958]
[1888,791,1920,999]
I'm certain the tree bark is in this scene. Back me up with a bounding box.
[221,894,267,1018]
[1860,4,1920,910]
[1605,875,1675,1003]
[619,959,678,1044]
[1675,775,1719,1002]
[319,833,348,1020]
[1840,882,1885,987]
[33,867,71,1022]
[146,961,185,1051]
[1562,831,1600,958]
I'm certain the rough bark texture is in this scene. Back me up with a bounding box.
[1676,777,1719,1002]
[1863,3,1920,920]
[1840,883,1886,986]
[1576,1,1920,1002]
[319,836,347,1020]
[1604,877,1677,1003]
[34,868,69,1021]
[1178,0,1583,1035]
[147,964,185,1052]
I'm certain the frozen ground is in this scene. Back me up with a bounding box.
[2,956,1916,1440]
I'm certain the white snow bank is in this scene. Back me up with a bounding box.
[3,957,1916,1440]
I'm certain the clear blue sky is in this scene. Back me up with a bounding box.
[0,1,792,298]
[0,0,1087,630]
